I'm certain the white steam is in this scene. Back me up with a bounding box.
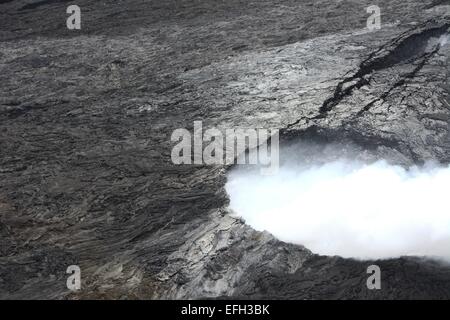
[439,34,450,47]
[226,145,450,260]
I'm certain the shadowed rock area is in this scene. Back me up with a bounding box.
[1,0,450,299]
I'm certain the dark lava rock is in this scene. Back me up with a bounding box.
[1,0,450,299]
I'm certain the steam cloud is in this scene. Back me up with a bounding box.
[225,143,450,260]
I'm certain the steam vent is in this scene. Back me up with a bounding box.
[1,0,450,300]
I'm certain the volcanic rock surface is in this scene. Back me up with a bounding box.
[1,0,450,299]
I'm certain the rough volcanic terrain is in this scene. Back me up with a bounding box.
[1,0,450,299]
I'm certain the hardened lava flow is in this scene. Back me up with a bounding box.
[1,0,450,299]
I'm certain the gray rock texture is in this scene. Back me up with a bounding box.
[1,0,450,299]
